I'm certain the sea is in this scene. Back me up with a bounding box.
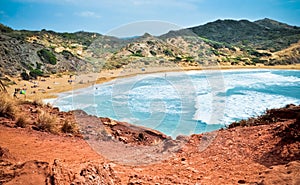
[46,69,300,138]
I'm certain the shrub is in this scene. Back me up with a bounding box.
[0,93,17,119]
[0,24,13,33]
[15,115,28,128]
[36,112,57,133]
[36,62,42,70]
[21,71,30,80]
[184,56,194,62]
[131,50,144,57]
[32,98,44,107]
[61,50,74,60]
[163,49,174,57]
[29,69,43,79]
[37,49,57,65]
[61,120,78,134]
[150,50,157,56]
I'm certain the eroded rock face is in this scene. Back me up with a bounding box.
[51,160,121,185]
[0,147,50,185]
[0,147,121,185]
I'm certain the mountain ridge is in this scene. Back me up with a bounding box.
[0,18,300,80]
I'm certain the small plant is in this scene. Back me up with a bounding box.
[29,69,43,79]
[163,49,174,57]
[37,49,57,65]
[32,98,44,107]
[61,50,74,60]
[131,50,144,57]
[61,120,78,134]
[0,93,17,119]
[20,71,30,80]
[15,115,28,128]
[36,111,57,133]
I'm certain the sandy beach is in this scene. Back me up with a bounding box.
[6,63,300,101]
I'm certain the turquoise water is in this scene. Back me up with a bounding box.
[48,69,300,138]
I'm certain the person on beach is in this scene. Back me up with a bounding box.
[13,88,18,98]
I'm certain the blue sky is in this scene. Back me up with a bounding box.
[0,0,300,37]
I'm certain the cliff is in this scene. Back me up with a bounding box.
[0,93,299,184]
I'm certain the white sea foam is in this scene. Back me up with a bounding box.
[51,69,300,136]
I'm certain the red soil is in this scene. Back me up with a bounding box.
[0,102,299,184]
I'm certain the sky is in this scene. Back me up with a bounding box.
[0,0,300,37]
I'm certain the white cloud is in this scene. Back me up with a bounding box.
[75,11,101,19]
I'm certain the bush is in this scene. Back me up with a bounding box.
[184,56,194,62]
[61,120,78,134]
[131,50,144,57]
[36,112,57,133]
[0,24,13,33]
[15,115,28,128]
[21,72,30,80]
[37,49,57,65]
[29,69,43,79]
[150,50,156,56]
[61,50,74,60]
[163,49,174,57]
[0,93,17,119]
[36,62,42,69]
[32,98,44,107]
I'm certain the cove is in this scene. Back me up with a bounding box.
[47,69,300,138]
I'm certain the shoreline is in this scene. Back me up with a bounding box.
[6,64,300,101]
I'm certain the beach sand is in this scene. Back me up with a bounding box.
[6,63,300,101]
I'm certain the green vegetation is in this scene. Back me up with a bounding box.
[37,49,57,65]
[29,69,43,78]
[0,24,13,33]
[20,71,30,80]
[0,18,299,77]
[36,62,42,69]
[184,56,194,62]
[150,50,157,56]
[61,50,74,59]
[189,19,300,51]
[243,47,272,57]
[163,49,174,57]
[131,50,144,57]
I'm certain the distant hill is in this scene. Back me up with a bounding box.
[0,18,300,79]
[188,18,300,52]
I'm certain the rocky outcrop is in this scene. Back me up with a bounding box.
[0,147,121,185]
[0,32,94,77]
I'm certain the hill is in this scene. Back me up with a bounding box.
[188,18,300,52]
[0,18,300,81]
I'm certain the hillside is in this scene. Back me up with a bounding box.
[0,93,299,184]
[0,18,300,81]
[188,18,300,52]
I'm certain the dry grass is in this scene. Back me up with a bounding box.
[32,98,44,107]
[0,92,18,119]
[15,115,29,128]
[61,120,78,134]
[36,111,57,134]
[151,138,163,146]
